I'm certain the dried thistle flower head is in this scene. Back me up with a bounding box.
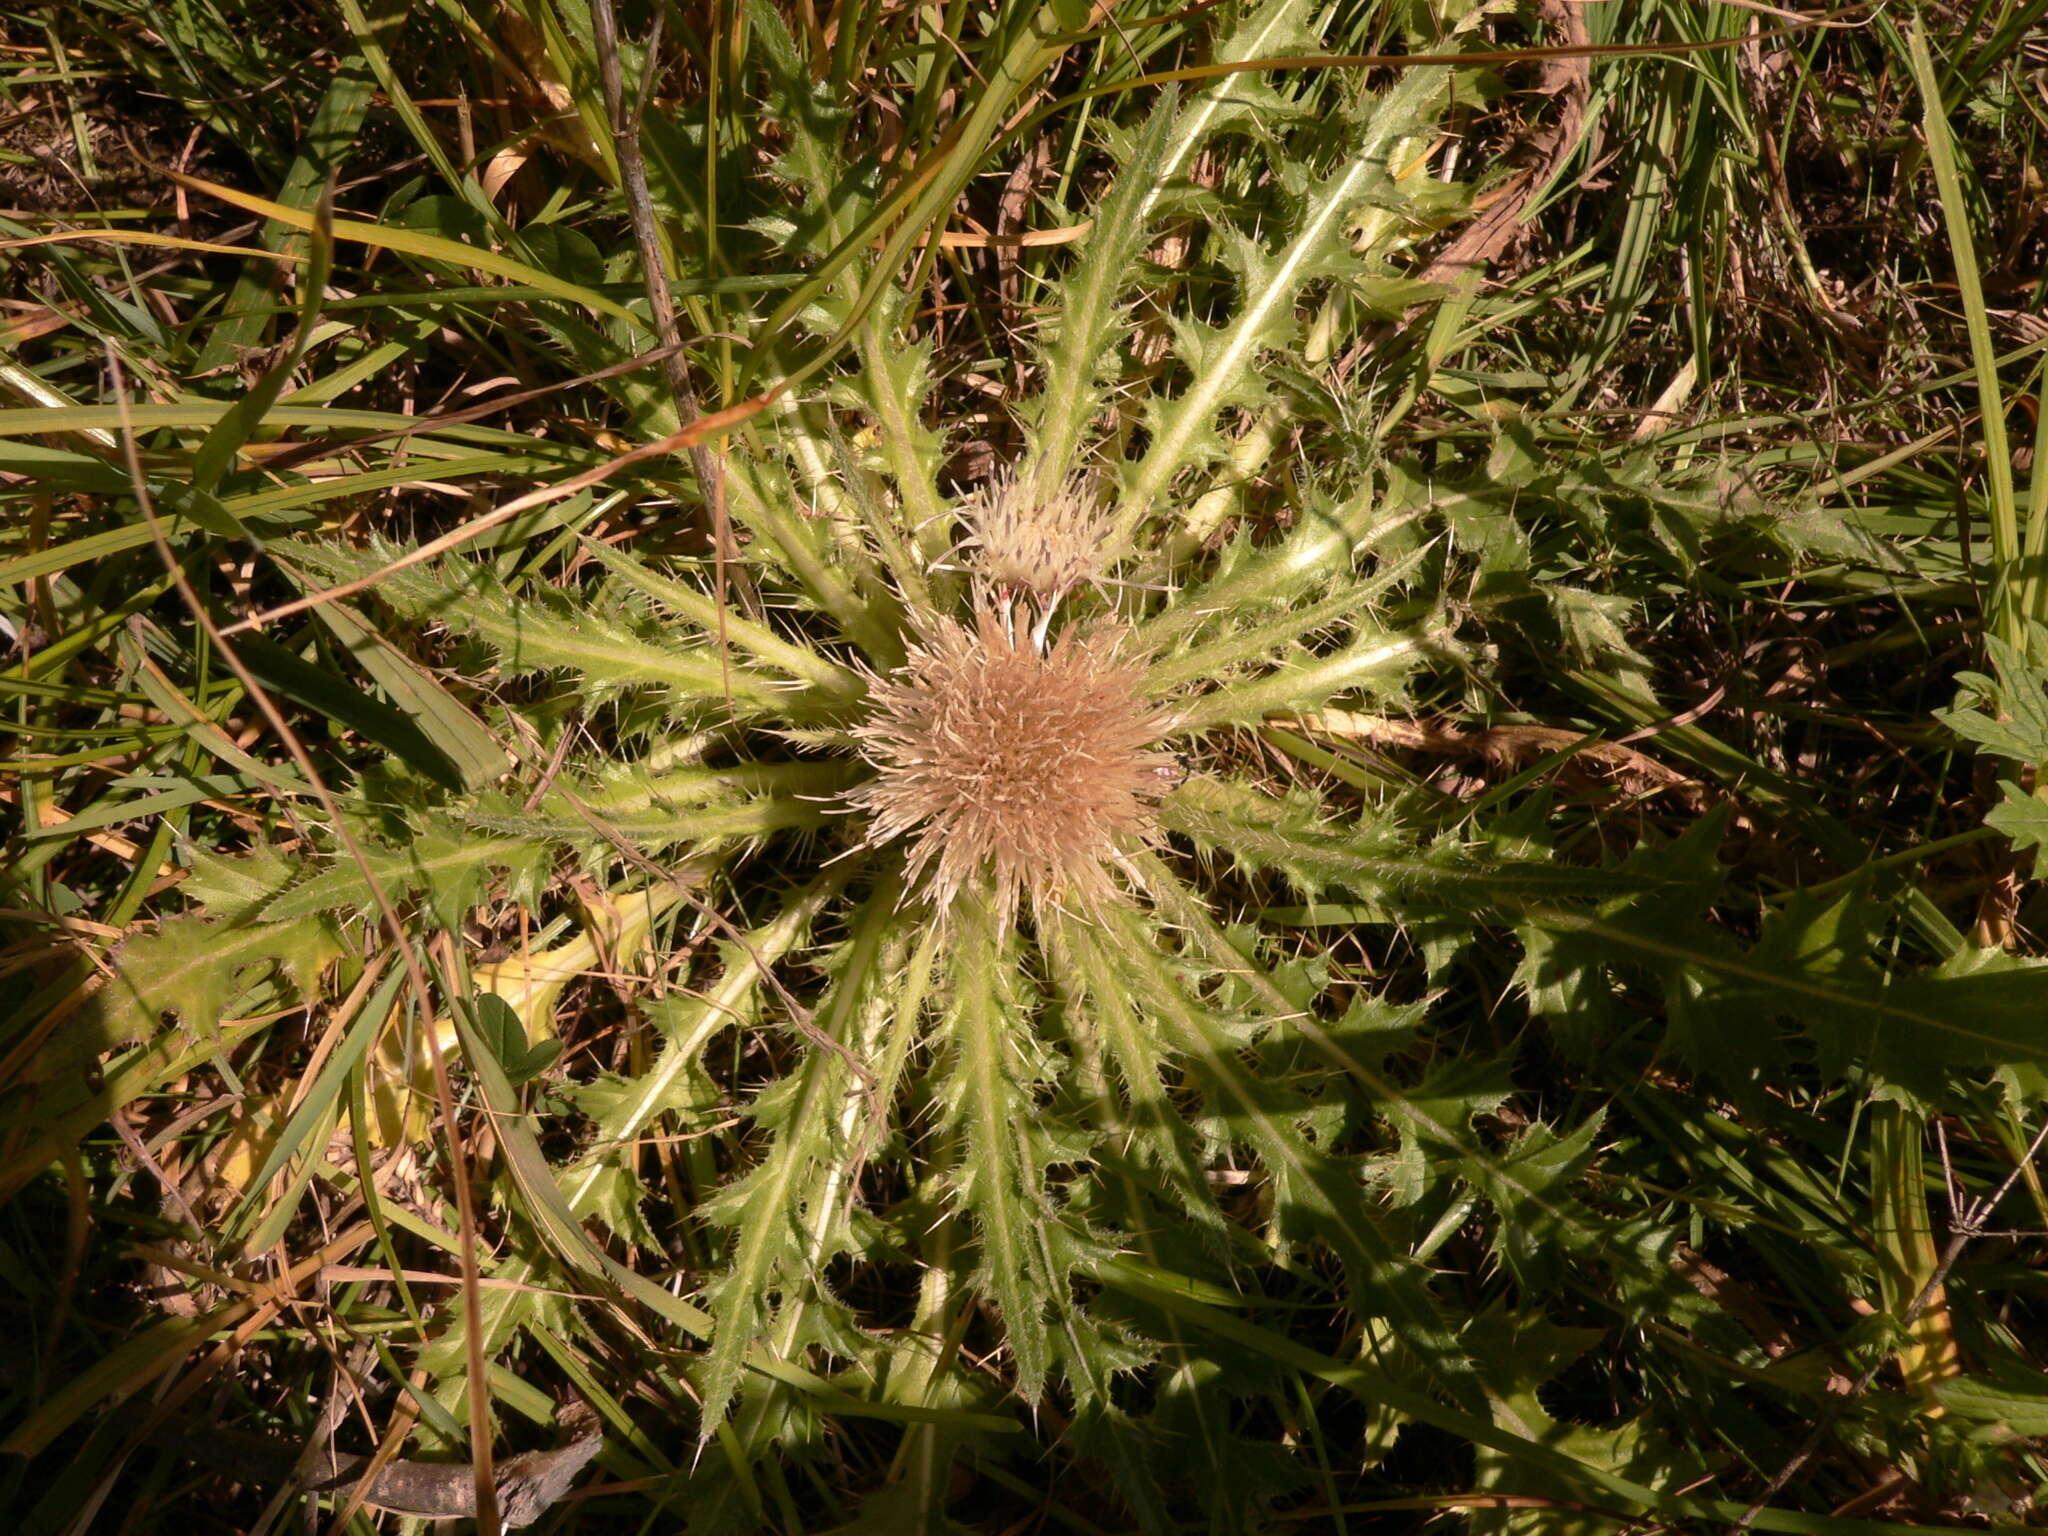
[958,469,1118,600]
[848,607,1176,927]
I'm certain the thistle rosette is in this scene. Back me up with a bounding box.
[147,37,1555,1517]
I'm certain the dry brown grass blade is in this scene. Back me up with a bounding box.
[1416,0,1590,282]
[1054,7,1871,110]
[931,219,1093,250]
[586,0,743,599]
[250,340,689,476]
[0,230,303,262]
[217,389,781,637]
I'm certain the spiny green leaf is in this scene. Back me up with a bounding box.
[1465,1307,1710,1536]
[1528,894,2048,1097]
[264,815,549,926]
[1115,65,1452,539]
[939,895,1061,1396]
[1052,915,1230,1241]
[1102,901,1484,1414]
[1164,621,1441,729]
[284,540,800,712]
[46,911,343,1078]
[1162,775,1654,913]
[1377,1055,1514,1208]
[459,791,834,852]
[695,894,899,1434]
[578,538,868,704]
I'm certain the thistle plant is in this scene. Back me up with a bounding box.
[242,40,1524,1441]
[56,19,1591,1508]
[18,1,2048,1530]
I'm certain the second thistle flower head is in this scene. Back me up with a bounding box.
[957,468,1118,601]
[847,607,1177,929]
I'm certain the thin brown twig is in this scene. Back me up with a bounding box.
[1056,7,1875,110]
[588,0,755,671]
[251,340,688,475]
[108,348,503,1536]
[111,1110,205,1236]
[217,395,775,637]
[1731,1111,2048,1530]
